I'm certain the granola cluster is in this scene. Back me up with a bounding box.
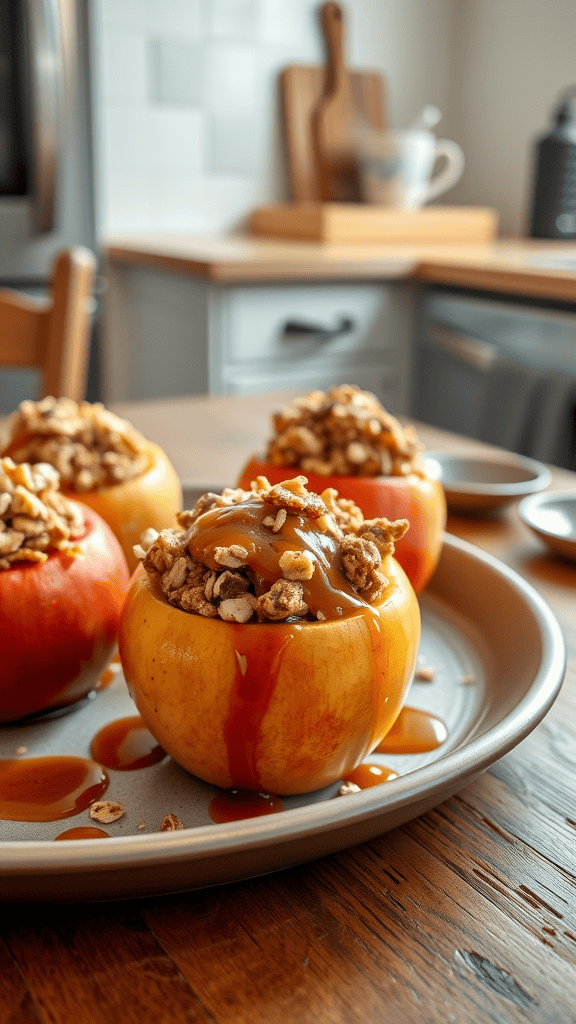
[136,475,408,623]
[1,396,149,491]
[265,384,426,478]
[0,457,84,569]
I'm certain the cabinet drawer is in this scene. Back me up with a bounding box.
[222,284,394,366]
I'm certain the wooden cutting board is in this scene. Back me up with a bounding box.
[280,2,387,202]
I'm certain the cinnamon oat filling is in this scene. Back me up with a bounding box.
[265,384,427,478]
[1,396,149,491]
[136,475,409,624]
[0,457,84,568]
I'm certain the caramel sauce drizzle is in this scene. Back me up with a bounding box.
[90,715,167,771]
[0,757,108,822]
[187,499,391,791]
[54,826,110,840]
[186,497,371,621]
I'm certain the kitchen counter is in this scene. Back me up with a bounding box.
[105,233,576,302]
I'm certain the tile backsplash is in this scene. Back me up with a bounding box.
[95,0,456,235]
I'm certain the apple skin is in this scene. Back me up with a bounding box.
[238,457,446,595]
[119,555,420,796]
[62,440,182,574]
[0,504,130,723]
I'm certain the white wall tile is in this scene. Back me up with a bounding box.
[206,0,259,40]
[150,173,261,232]
[101,0,148,31]
[148,108,205,172]
[259,0,318,53]
[210,114,262,174]
[100,29,148,100]
[145,0,203,37]
[103,104,151,171]
[150,38,204,105]
[105,173,153,233]
[204,41,258,113]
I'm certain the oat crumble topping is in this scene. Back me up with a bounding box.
[135,474,409,623]
[1,396,149,491]
[264,384,427,478]
[0,457,85,569]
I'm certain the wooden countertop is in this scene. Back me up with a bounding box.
[105,232,576,302]
[3,391,576,1024]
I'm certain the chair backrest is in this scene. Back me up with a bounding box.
[0,246,97,403]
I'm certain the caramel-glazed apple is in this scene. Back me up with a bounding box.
[1,397,182,573]
[119,476,420,796]
[0,458,130,723]
[237,385,446,595]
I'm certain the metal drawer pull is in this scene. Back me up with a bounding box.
[427,322,498,371]
[282,316,355,341]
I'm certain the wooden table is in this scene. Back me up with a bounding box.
[3,392,576,1024]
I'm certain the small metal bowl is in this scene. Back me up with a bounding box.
[425,452,551,514]
[519,491,576,563]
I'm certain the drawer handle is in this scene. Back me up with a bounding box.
[282,316,355,341]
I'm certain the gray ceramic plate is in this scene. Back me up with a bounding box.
[426,451,551,514]
[0,534,565,903]
[519,491,576,562]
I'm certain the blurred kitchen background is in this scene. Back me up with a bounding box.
[2,0,576,468]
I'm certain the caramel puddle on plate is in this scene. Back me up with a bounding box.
[54,826,110,840]
[0,757,108,822]
[209,789,284,823]
[90,715,168,771]
[375,706,449,755]
[344,763,399,788]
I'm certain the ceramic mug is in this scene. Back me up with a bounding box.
[358,129,465,208]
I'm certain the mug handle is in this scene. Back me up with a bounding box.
[423,139,465,203]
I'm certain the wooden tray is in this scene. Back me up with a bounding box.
[249,203,499,244]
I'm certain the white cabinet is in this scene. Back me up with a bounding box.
[103,261,415,415]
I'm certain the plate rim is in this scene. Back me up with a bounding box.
[426,451,552,497]
[518,491,576,544]
[0,533,566,883]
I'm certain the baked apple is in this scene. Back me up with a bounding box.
[119,475,420,796]
[0,458,130,723]
[237,385,446,594]
[1,397,182,573]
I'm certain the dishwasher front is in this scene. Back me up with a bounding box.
[412,289,576,470]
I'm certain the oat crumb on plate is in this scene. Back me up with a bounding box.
[415,665,438,681]
[89,800,124,823]
[15,746,27,755]
[338,781,361,796]
[459,674,476,686]
[161,813,184,831]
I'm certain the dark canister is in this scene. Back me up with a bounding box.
[528,86,576,239]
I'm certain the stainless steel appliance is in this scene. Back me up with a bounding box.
[0,0,98,411]
[413,289,576,471]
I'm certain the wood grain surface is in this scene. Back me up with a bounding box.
[281,0,386,203]
[2,391,576,1024]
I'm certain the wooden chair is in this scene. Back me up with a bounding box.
[0,246,97,403]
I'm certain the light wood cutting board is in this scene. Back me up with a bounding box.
[280,2,387,202]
